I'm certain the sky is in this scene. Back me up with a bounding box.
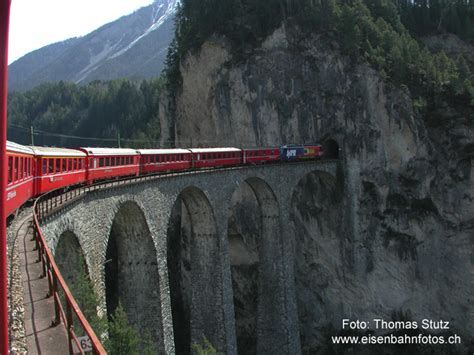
[8,0,155,64]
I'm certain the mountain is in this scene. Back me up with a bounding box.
[8,0,178,92]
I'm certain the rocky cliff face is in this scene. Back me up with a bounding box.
[160,26,473,353]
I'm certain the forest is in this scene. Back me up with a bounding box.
[7,79,164,148]
[8,0,474,147]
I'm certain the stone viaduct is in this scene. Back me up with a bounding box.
[39,161,338,354]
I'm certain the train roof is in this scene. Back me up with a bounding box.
[243,147,279,150]
[6,141,34,155]
[136,149,191,155]
[30,146,86,157]
[79,147,139,156]
[188,148,241,153]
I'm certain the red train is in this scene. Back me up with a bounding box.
[5,142,324,217]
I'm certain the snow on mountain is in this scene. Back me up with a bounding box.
[111,0,179,59]
[8,0,178,91]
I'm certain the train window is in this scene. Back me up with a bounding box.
[8,157,12,184]
[18,158,22,179]
[14,157,18,181]
[61,159,65,172]
[18,157,21,180]
[99,158,104,167]
[121,157,124,165]
[23,158,27,178]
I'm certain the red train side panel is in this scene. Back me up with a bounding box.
[31,146,87,195]
[79,148,139,183]
[137,149,192,175]
[243,147,280,165]
[6,141,35,217]
[189,148,242,169]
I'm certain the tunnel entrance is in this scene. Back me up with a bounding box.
[167,187,220,353]
[323,139,340,159]
[105,201,161,351]
[228,177,281,354]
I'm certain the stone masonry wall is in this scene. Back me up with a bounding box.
[39,161,337,354]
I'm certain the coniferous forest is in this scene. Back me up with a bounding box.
[8,0,474,147]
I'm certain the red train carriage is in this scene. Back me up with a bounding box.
[137,149,192,175]
[6,141,35,217]
[31,146,87,195]
[79,147,139,183]
[243,147,280,165]
[189,148,242,169]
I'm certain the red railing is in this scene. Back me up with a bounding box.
[33,193,106,355]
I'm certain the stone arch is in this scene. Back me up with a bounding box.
[55,230,88,290]
[290,170,341,354]
[166,186,221,354]
[323,138,340,159]
[228,177,283,354]
[105,200,162,352]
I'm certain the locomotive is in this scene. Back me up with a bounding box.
[5,141,323,217]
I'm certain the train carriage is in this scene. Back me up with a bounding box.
[137,149,192,175]
[79,147,139,183]
[6,141,35,217]
[189,148,242,169]
[243,147,280,165]
[31,146,87,195]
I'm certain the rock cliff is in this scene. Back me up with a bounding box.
[160,26,473,353]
